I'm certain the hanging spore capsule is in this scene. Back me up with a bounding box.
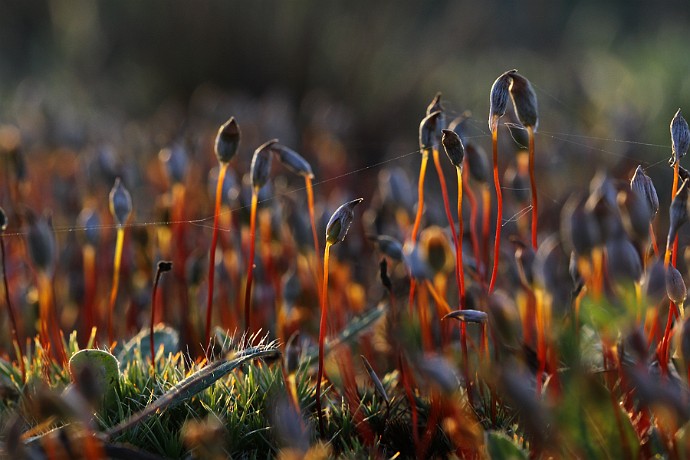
[666,265,687,305]
[670,109,690,167]
[630,165,659,217]
[441,129,465,170]
[644,260,667,305]
[371,234,404,261]
[159,144,188,184]
[419,110,442,152]
[271,143,314,178]
[464,141,490,184]
[426,92,446,145]
[488,70,515,132]
[25,212,56,276]
[326,198,364,246]
[215,117,241,164]
[251,140,276,191]
[109,178,132,227]
[617,188,652,243]
[448,111,472,144]
[77,207,101,247]
[508,72,539,130]
[606,236,643,284]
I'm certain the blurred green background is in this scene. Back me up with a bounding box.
[1,0,689,177]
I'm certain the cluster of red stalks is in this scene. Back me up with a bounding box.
[2,72,690,457]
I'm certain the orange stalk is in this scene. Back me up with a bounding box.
[408,150,430,314]
[82,245,96,347]
[205,162,229,345]
[455,171,466,301]
[431,148,462,294]
[39,273,66,365]
[482,186,491,279]
[315,241,332,437]
[243,190,259,341]
[665,161,680,267]
[463,172,483,287]
[489,129,503,293]
[305,175,321,268]
[107,227,125,347]
[411,150,429,243]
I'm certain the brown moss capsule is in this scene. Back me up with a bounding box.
[426,92,446,144]
[464,141,490,184]
[371,234,404,261]
[448,111,472,143]
[159,144,188,184]
[419,110,442,151]
[109,178,132,227]
[361,355,389,404]
[77,207,100,247]
[488,70,515,132]
[25,212,56,276]
[606,236,643,284]
[441,129,465,169]
[560,193,601,256]
[509,72,539,130]
[666,265,687,305]
[402,243,433,280]
[325,198,363,246]
[630,165,659,217]
[214,117,241,164]
[644,260,667,304]
[251,140,276,191]
[271,143,314,178]
[617,188,652,243]
[416,354,461,394]
[442,309,488,323]
[157,260,173,273]
[670,108,690,166]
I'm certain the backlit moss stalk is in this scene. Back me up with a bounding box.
[244,141,274,341]
[487,71,512,293]
[206,117,240,346]
[108,178,132,347]
[316,198,362,437]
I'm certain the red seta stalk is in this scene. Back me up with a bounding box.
[489,129,503,293]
